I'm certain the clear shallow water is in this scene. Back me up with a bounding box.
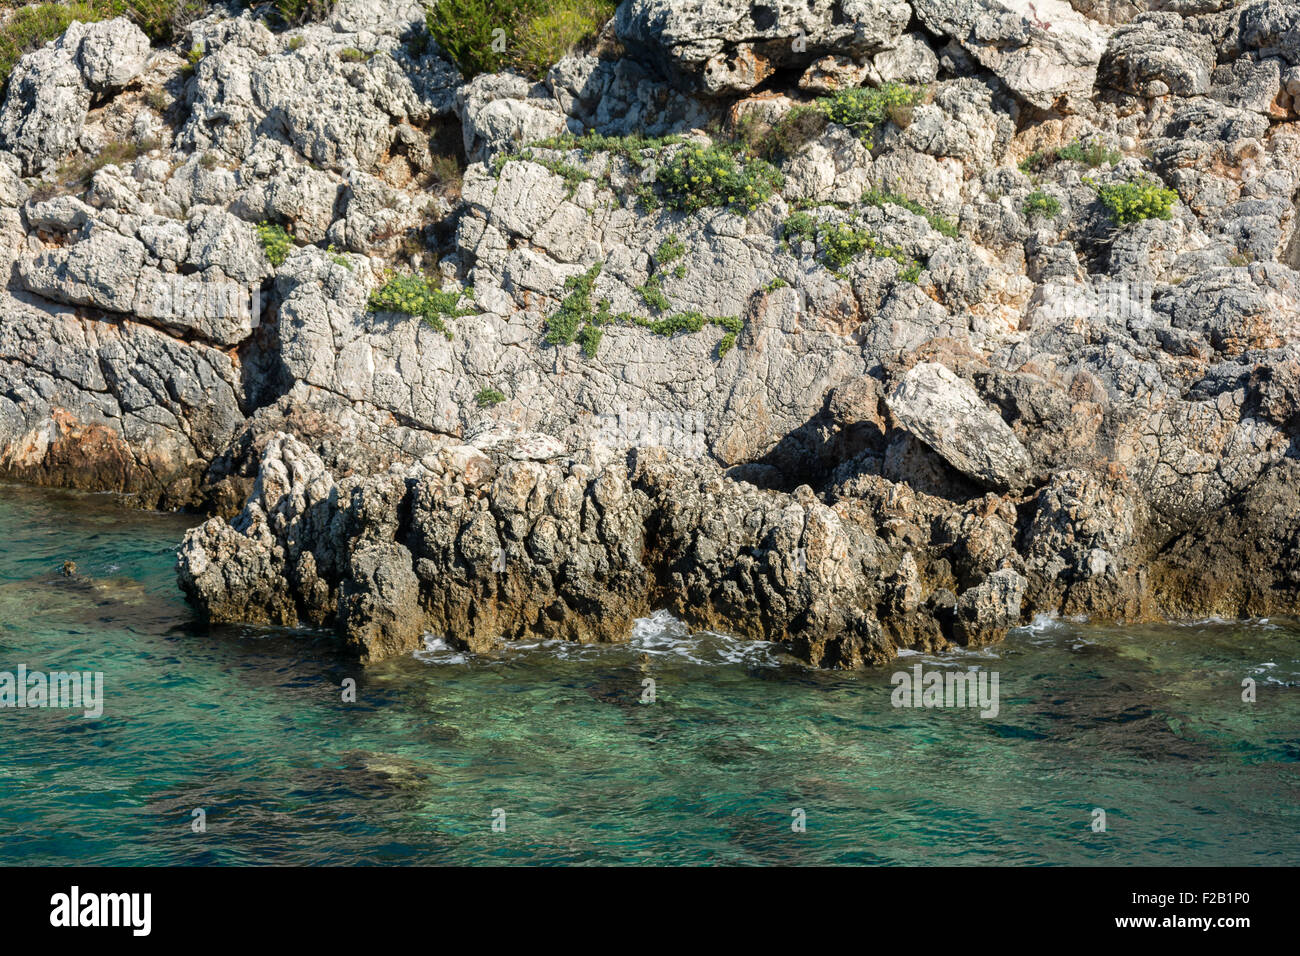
[0,482,1297,866]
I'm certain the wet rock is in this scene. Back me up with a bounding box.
[952,568,1027,646]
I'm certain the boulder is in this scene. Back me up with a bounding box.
[912,0,1110,108]
[886,363,1034,492]
[615,0,912,95]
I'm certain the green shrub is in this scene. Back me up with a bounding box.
[338,47,368,62]
[780,211,820,247]
[635,274,671,312]
[735,104,828,160]
[514,0,610,78]
[491,149,590,196]
[818,82,926,141]
[0,3,95,91]
[543,261,740,358]
[530,130,685,168]
[862,187,958,237]
[367,273,475,338]
[1022,190,1062,220]
[273,0,336,26]
[1020,139,1121,174]
[256,222,295,266]
[733,84,923,160]
[1089,175,1178,226]
[180,42,203,75]
[815,222,873,270]
[427,0,614,81]
[1057,139,1121,168]
[475,387,506,408]
[655,144,783,214]
[782,213,922,279]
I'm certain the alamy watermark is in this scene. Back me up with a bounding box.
[890,664,999,718]
[136,275,263,329]
[0,665,103,718]
[591,408,707,458]
[1037,278,1156,325]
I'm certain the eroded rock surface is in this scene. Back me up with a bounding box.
[1,0,1298,667]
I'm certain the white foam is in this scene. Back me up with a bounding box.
[410,611,785,668]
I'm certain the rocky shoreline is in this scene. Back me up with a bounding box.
[2,0,1299,666]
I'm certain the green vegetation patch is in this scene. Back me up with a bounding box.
[654,143,783,214]
[782,212,922,281]
[367,273,476,338]
[819,82,925,140]
[1020,138,1121,174]
[862,187,958,238]
[1088,175,1178,226]
[475,387,506,408]
[1022,190,1062,220]
[426,0,615,81]
[544,262,742,359]
[0,0,208,91]
[734,82,926,161]
[256,221,295,267]
[491,149,591,197]
[272,0,336,27]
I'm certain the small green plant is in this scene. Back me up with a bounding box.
[475,387,506,408]
[655,235,686,268]
[816,222,874,270]
[182,43,204,75]
[427,152,463,195]
[655,144,783,214]
[256,222,295,267]
[144,87,170,112]
[544,262,740,358]
[1058,139,1121,167]
[1088,175,1178,226]
[491,150,590,197]
[782,213,922,280]
[326,243,352,269]
[545,262,603,346]
[1022,190,1062,220]
[427,0,615,81]
[762,277,789,292]
[338,47,368,62]
[635,275,671,312]
[273,0,336,26]
[514,0,612,78]
[367,273,475,338]
[287,35,305,52]
[862,187,958,237]
[530,130,686,169]
[734,104,828,160]
[1021,139,1121,174]
[818,82,926,141]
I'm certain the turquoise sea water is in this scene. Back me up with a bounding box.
[0,481,1296,866]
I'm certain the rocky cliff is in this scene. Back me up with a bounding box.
[2,0,1299,666]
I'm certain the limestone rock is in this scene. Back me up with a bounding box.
[886,363,1034,492]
